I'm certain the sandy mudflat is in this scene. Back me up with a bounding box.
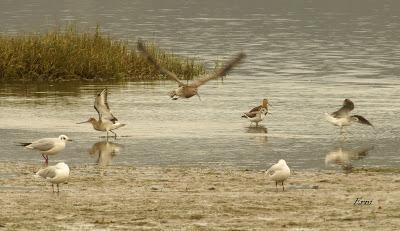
[0,162,399,231]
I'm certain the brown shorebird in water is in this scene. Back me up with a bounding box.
[325,99,373,135]
[20,135,71,165]
[243,108,268,127]
[242,98,270,118]
[78,89,126,138]
[137,40,246,100]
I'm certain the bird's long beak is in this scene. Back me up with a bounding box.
[196,93,202,101]
[77,120,89,124]
[68,139,73,142]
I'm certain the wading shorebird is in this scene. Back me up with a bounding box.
[20,135,71,165]
[35,162,70,193]
[137,40,246,100]
[325,99,373,135]
[265,159,291,192]
[242,99,270,118]
[243,107,268,127]
[78,89,126,138]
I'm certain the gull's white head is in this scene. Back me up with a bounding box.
[58,135,71,142]
[278,159,287,165]
[55,162,69,169]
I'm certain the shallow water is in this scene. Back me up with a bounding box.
[1,0,400,170]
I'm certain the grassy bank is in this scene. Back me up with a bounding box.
[0,27,205,82]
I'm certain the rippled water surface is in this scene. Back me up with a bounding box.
[1,0,400,170]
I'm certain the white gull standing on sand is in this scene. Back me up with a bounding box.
[35,162,70,193]
[20,135,71,165]
[265,159,291,192]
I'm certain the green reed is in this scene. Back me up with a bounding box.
[0,26,205,82]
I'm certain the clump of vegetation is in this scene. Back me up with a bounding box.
[0,26,205,82]
[353,167,400,174]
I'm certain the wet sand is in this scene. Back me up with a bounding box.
[0,162,399,230]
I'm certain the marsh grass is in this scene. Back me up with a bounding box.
[0,26,205,82]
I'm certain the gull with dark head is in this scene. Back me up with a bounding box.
[265,159,291,192]
[35,162,70,193]
[325,99,373,135]
[137,40,246,100]
[20,135,71,165]
[78,89,126,138]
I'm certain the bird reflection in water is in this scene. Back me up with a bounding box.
[325,145,374,173]
[88,141,123,167]
[246,125,268,144]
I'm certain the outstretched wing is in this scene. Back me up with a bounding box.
[351,115,373,127]
[137,40,186,86]
[94,89,117,123]
[191,52,246,87]
[331,99,354,118]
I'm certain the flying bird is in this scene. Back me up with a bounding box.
[35,162,70,193]
[20,135,71,165]
[242,99,270,118]
[78,89,126,138]
[325,99,373,134]
[265,159,291,192]
[137,40,246,100]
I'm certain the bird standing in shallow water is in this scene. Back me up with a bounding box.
[242,99,270,118]
[137,40,246,100]
[78,89,126,139]
[265,159,291,192]
[325,99,373,135]
[243,108,268,127]
[35,162,70,193]
[20,135,71,165]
